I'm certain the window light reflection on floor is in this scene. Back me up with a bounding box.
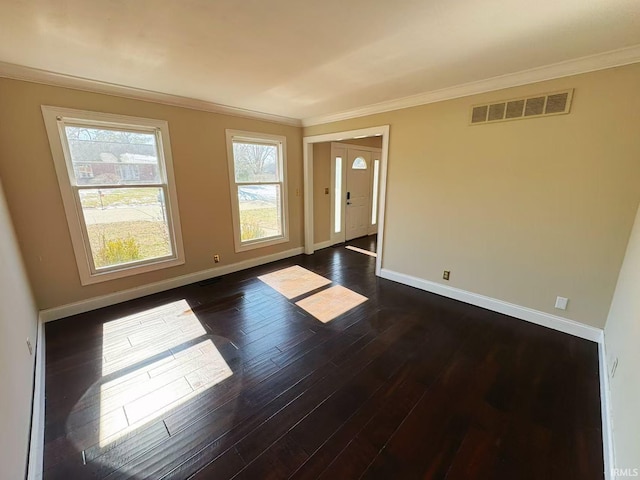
[295,285,368,323]
[258,266,369,323]
[258,265,331,299]
[78,300,234,448]
[345,245,377,257]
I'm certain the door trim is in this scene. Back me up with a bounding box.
[303,125,390,276]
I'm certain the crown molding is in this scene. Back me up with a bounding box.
[301,44,640,127]
[0,61,301,127]
[2,44,639,130]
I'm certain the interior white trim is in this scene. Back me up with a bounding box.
[303,126,390,276]
[598,341,615,480]
[40,246,304,322]
[301,44,640,127]
[379,268,603,342]
[27,315,45,480]
[0,61,301,127]
[3,46,638,130]
[41,106,186,285]
[380,266,614,475]
[225,129,290,253]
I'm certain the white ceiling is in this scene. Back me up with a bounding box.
[1,0,639,123]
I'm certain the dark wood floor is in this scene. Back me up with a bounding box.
[346,234,377,253]
[44,239,604,479]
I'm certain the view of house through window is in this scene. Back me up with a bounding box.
[42,106,184,285]
[64,127,173,269]
[227,131,288,251]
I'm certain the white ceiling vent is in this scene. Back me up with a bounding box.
[470,89,573,125]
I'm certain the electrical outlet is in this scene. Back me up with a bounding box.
[443,270,450,281]
[26,338,33,355]
[324,187,329,195]
[213,254,220,263]
[610,357,619,378]
[555,296,569,310]
[296,188,300,197]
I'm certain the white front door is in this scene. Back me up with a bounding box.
[345,149,372,241]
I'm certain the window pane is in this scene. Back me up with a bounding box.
[372,159,380,225]
[334,157,342,234]
[352,157,367,169]
[238,184,282,242]
[65,127,161,186]
[233,141,279,183]
[79,187,173,269]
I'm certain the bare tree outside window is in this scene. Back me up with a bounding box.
[227,131,288,251]
[232,143,278,183]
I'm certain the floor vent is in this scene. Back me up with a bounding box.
[470,89,573,125]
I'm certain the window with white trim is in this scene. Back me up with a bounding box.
[226,130,289,252]
[371,159,380,225]
[42,106,185,285]
[352,157,367,169]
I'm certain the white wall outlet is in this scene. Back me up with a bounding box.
[26,338,33,355]
[554,296,569,310]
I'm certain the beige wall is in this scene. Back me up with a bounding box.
[2,64,640,328]
[0,180,39,479]
[342,136,383,148]
[604,203,640,475]
[313,142,331,244]
[0,78,303,310]
[305,64,640,328]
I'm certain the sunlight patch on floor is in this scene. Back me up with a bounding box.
[295,285,368,323]
[93,300,232,448]
[258,265,331,299]
[101,300,207,376]
[345,245,377,257]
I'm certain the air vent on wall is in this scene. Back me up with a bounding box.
[470,89,573,125]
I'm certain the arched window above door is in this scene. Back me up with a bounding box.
[352,157,367,169]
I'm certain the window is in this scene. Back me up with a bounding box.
[115,164,140,181]
[334,156,342,234]
[226,130,288,252]
[372,159,380,225]
[42,106,185,285]
[74,164,94,179]
[352,157,367,169]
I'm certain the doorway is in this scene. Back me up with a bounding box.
[346,148,371,241]
[329,143,381,244]
[303,126,390,276]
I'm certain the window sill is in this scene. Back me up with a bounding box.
[235,235,289,253]
[79,256,185,286]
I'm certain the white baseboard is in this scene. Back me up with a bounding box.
[40,247,304,322]
[313,240,334,251]
[379,268,603,342]
[379,268,612,477]
[27,315,45,480]
[598,341,615,480]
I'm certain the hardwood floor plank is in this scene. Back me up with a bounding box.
[43,241,604,480]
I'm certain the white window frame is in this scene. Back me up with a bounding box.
[225,129,289,252]
[41,106,185,285]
